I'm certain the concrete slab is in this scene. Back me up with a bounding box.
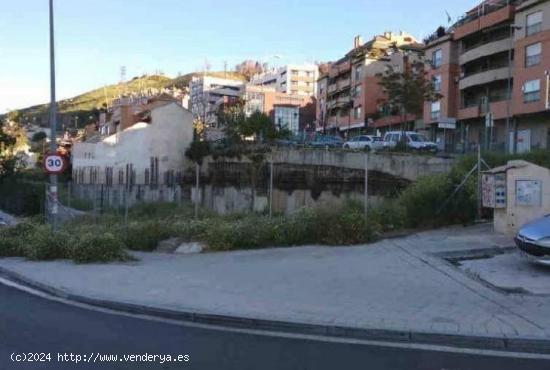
[458,250,550,296]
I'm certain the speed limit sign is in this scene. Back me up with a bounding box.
[43,153,67,174]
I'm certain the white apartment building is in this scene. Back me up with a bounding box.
[189,75,245,126]
[250,64,319,97]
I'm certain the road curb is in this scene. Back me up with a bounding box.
[1,265,550,354]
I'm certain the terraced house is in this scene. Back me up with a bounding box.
[424,0,550,153]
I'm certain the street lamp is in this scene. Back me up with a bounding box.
[48,0,59,229]
[505,24,522,154]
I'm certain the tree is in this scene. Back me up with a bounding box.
[0,118,19,180]
[240,111,282,142]
[234,60,264,81]
[31,131,48,143]
[378,61,441,139]
[218,98,247,142]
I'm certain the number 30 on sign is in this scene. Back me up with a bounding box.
[43,153,67,174]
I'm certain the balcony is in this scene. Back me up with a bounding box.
[338,78,351,91]
[328,60,351,78]
[454,5,514,40]
[328,84,337,94]
[336,96,351,106]
[458,100,510,120]
[459,38,511,65]
[459,67,510,90]
[458,105,481,120]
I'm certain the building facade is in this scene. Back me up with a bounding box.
[316,32,424,137]
[250,64,319,97]
[72,100,194,188]
[243,85,316,134]
[189,75,245,127]
[424,0,550,153]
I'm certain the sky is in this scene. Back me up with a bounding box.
[0,0,479,113]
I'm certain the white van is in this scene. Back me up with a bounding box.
[383,131,438,152]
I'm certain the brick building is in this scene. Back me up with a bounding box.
[316,32,424,137]
[424,0,550,153]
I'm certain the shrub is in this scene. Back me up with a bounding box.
[276,208,319,246]
[0,222,39,257]
[398,174,451,228]
[369,200,406,232]
[204,202,380,250]
[121,221,175,251]
[128,202,181,219]
[71,233,129,264]
[171,219,210,241]
[205,216,280,251]
[24,226,71,261]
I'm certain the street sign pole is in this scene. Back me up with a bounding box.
[49,0,58,230]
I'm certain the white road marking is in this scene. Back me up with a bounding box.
[1,276,550,360]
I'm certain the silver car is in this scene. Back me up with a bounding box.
[515,215,550,265]
[343,135,384,151]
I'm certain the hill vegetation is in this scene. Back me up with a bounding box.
[11,71,246,129]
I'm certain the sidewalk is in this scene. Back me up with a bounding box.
[1,224,550,352]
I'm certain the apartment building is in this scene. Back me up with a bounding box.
[242,85,316,134]
[424,0,550,153]
[250,64,319,97]
[189,75,245,127]
[316,32,424,137]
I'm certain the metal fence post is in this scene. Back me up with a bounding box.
[477,145,482,221]
[364,153,369,217]
[269,159,274,218]
[124,187,129,229]
[194,162,200,219]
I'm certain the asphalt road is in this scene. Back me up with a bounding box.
[0,283,549,370]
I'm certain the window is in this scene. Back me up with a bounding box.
[523,79,541,102]
[525,43,542,67]
[430,101,441,120]
[354,65,362,80]
[353,84,362,97]
[432,49,442,68]
[408,133,428,143]
[433,75,442,92]
[353,106,362,119]
[526,11,543,36]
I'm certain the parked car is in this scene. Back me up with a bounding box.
[343,135,384,151]
[515,215,550,265]
[308,135,344,149]
[382,131,438,152]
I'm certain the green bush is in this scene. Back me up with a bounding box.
[368,200,406,232]
[0,222,39,257]
[204,202,379,251]
[24,226,71,261]
[171,219,210,241]
[121,221,175,251]
[71,233,129,264]
[398,174,452,228]
[205,216,280,251]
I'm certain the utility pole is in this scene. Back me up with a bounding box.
[505,24,522,154]
[48,0,58,230]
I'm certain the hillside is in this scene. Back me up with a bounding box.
[13,71,246,128]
